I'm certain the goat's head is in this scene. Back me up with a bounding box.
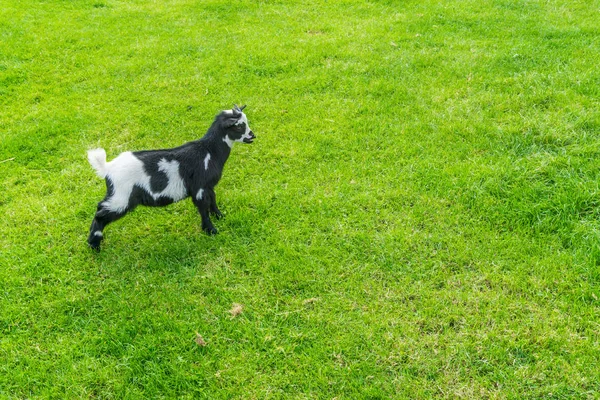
[221,104,255,147]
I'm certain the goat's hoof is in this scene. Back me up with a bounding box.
[203,227,218,235]
[88,242,101,252]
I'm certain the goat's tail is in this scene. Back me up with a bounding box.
[87,148,108,178]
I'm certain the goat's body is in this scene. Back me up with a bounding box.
[99,150,188,211]
[87,107,254,251]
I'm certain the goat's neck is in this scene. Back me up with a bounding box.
[202,135,232,164]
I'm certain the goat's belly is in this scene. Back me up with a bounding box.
[131,186,183,207]
[143,196,176,207]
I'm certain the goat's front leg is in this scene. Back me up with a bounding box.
[206,187,223,220]
[192,191,217,235]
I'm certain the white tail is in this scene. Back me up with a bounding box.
[87,148,108,178]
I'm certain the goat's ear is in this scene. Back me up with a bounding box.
[224,115,242,128]
[223,117,236,128]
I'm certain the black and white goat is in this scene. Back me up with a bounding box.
[86,105,255,251]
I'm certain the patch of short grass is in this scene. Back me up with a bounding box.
[1,0,599,398]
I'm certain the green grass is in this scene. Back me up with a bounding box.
[1,0,599,398]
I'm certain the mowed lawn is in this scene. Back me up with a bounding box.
[1,0,599,398]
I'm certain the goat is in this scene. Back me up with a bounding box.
[86,105,255,251]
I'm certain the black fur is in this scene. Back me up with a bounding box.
[87,107,255,251]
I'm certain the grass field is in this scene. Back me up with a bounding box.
[1,0,600,398]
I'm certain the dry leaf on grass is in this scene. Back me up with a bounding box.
[303,297,319,306]
[229,303,243,318]
[194,333,207,347]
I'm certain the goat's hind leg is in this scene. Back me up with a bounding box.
[87,203,127,251]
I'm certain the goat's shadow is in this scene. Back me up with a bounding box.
[89,213,256,275]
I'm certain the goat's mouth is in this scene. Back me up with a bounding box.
[243,132,256,144]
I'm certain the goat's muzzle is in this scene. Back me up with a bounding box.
[243,131,256,144]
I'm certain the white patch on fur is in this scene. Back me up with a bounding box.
[223,136,234,148]
[196,188,204,200]
[237,113,250,132]
[101,153,187,213]
[155,158,187,201]
[102,152,144,212]
[204,153,211,170]
[94,231,103,237]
